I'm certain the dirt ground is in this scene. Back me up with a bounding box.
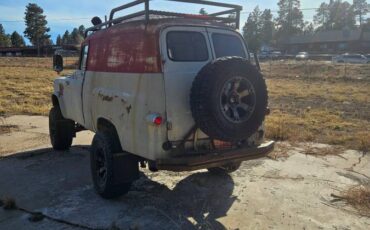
[0,115,369,230]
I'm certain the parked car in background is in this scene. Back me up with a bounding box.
[332,53,369,64]
[270,51,282,60]
[365,54,370,60]
[295,52,309,60]
[258,51,270,60]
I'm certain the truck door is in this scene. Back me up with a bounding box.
[161,26,213,141]
[63,44,88,125]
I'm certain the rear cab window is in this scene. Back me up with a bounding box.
[211,33,246,58]
[166,31,208,62]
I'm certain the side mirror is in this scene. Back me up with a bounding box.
[53,54,63,73]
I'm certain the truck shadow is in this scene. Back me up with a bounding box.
[130,171,236,230]
[0,147,235,230]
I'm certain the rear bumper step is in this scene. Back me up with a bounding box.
[156,141,275,171]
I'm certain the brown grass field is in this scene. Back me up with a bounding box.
[0,57,369,151]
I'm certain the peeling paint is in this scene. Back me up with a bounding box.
[92,88,130,103]
[126,105,132,114]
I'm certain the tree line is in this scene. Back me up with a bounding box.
[243,0,369,51]
[0,3,85,48]
[1,0,369,52]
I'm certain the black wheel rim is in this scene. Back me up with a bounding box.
[95,147,107,187]
[220,76,256,124]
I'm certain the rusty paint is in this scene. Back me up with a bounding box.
[98,92,113,102]
[85,22,162,73]
[126,105,132,114]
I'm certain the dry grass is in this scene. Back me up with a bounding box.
[0,57,75,116]
[339,185,370,217]
[0,57,369,151]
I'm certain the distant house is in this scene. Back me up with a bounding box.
[280,28,370,54]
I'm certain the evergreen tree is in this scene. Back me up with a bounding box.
[78,25,85,37]
[24,3,50,55]
[0,24,11,47]
[62,30,70,45]
[56,35,62,46]
[275,0,304,40]
[70,28,83,45]
[314,1,356,31]
[303,22,315,35]
[260,9,274,46]
[313,2,330,31]
[10,31,25,47]
[353,0,369,25]
[243,6,262,52]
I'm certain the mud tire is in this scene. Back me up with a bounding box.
[90,131,136,199]
[190,57,268,141]
[49,107,74,150]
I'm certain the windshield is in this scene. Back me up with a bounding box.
[212,33,246,58]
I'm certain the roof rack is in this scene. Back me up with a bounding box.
[85,0,242,37]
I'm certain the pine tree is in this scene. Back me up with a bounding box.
[10,31,25,47]
[24,3,51,55]
[78,25,85,37]
[70,28,83,45]
[314,1,356,31]
[313,2,330,31]
[353,0,369,25]
[56,35,62,46]
[260,9,274,46]
[62,30,70,45]
[243,6,263,52]
[0,24,11,47]
[275,0,304,40]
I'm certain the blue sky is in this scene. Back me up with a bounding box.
[0,0,341,44]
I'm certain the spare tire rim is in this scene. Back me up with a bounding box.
[220,76,256,124]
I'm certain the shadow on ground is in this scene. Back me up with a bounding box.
[0,147,235,230]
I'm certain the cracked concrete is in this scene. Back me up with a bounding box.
[0,115,369,229]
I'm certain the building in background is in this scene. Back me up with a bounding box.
[280,27,370,54]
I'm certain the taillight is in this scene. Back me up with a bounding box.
[146,114,163,126]
[153,116,163,125]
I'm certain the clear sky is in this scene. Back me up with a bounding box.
[0,0,346,44]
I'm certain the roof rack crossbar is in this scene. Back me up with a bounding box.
[85,0,242,37]
[167,0,242,10]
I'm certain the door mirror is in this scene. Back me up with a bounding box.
[53,54,63,73]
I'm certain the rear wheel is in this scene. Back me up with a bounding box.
[90,131,138,199]
[49,107,74,150]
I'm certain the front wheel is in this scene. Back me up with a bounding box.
[49,107,74,150]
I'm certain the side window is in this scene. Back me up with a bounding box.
[80,45,89,70]
[212,33,246,58]
[166,31,208,62]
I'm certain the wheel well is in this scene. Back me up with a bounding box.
[96,118,122,150]
[51,94,59,107]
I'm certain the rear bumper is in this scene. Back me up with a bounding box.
[156,141,275,171]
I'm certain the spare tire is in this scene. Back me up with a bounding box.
[190,57,268,142]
